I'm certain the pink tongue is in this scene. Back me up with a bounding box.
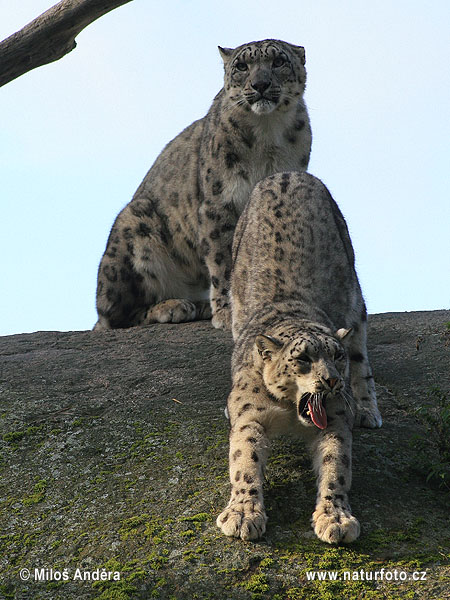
[308,398,327,429]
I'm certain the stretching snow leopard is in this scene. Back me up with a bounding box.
[94,39,312,331]
[217,171,382,544]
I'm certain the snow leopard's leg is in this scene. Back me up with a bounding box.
[347,314,382,428]
[198,201,238,331]
[94,205,210,330]
[217,380,270,541]
[308,414,360,544]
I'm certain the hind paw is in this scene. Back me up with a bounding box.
[144,299,197,324]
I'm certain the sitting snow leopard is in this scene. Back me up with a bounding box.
[94,39,312,331]
[217,171,382,544]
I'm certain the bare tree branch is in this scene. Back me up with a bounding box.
[0,0,133,87]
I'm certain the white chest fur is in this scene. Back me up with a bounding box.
[226,111,306,214]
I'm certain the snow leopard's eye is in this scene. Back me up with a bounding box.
[334,350,346,362]
[235,62,248,71]
[272,56,286,68]
[297,353,311,364]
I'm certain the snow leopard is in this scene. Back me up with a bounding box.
[94,39,312,331]
[217,171,382,544]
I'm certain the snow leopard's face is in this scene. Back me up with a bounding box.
[255,328,350,429]
[219,39,307,115]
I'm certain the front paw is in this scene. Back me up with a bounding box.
[217,501,267,541]
[212,307,232,331]
[354,404,382,428]
[312,502,360,544]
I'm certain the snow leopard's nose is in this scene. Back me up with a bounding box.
[251,80,270,95]
[328,378,338,389]
[317,375,340,393]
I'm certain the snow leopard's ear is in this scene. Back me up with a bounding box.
[255,334,283,361]
[288,44,306,65]
[335,328,352,341]
[218,46,234,63]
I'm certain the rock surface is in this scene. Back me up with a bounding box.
[1,310,449,600]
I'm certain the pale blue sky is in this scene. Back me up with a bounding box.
[1,0,449,336]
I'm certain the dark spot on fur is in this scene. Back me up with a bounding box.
[249,488,258,496]
[295,119,305,131]
[238,403,253,417]
[341,454,350,468]
[235,471,241,481]
[280,172,290,193]
[102,265,118,283]
[130,203,146,218]
[233,449,242,461]
[323,454,333,464]
[200,238,210,256]
[122,227,133,240]
[244,474,254,484]
[247,437,257,444]
[251,451,259,462]
[240,129,255,148]
[274,247,285,261]
[225,152,239,168]
[338,476,346,486]
[252,387,260,393]
[212,181,223,195]
[137,222,151,237]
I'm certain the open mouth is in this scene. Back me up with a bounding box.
[298,393,327,429]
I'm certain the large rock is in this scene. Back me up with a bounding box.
[1,310,449,599]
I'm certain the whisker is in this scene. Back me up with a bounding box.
[341,389,355,415]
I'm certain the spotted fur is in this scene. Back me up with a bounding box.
[94,40,312,330]
[217,172,382,543]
